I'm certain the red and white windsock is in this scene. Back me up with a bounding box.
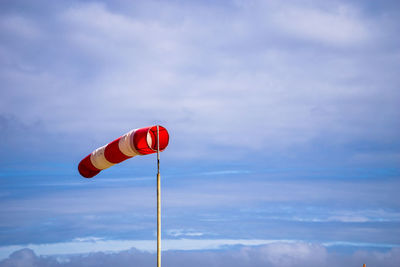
[78,125,169,178]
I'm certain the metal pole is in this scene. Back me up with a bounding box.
[156,125,161,267]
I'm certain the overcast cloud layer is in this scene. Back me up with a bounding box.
[1,0,399,164]
[1,0,399,266]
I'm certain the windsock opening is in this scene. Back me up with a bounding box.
[133,125,169,155]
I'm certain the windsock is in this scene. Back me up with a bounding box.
[78,125,169,178]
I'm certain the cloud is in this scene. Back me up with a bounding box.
[2,178,399,216]
[166,229,204,237]
[1,0,399,165]
[1,242,400,267]
[1,174,399,246]
[0,0,399,263]
[270,4,370,46]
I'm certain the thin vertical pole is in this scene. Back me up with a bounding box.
[156,125,161,267]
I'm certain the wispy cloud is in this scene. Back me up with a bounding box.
[166,229,205,237]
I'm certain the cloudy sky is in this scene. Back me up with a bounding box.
[1,0,399,266]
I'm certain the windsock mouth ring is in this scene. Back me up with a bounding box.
[132,125,169,155]
[147,125,169,152]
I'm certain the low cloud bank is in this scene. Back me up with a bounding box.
[1,242,399,267]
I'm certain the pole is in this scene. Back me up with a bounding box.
[156,125,161,267]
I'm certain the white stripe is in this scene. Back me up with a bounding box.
[147,130,153,149]
[90,145,115,170]
[118,129,139,157]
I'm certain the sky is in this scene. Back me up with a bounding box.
[0,0,400,266]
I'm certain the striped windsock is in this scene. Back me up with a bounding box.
[78,125,169,178]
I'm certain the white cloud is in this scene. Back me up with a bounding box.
[257,242,327,267]
[271,5,370,45]
[0,238,288,260]
[166,229,204,237]
[1,241,400,267]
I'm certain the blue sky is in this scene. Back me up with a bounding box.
[0,0,400,266]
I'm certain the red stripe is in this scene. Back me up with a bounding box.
[104,137,131,164]
[133,126,152,154]
[78,154,101,178]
